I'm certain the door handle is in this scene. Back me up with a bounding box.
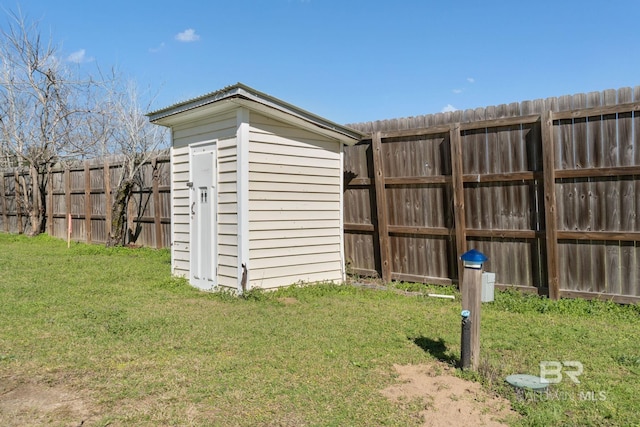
[191,202,195,215]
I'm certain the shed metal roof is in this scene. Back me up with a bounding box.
[147,83,365,144]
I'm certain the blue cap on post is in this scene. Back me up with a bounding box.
[460,249,487,269]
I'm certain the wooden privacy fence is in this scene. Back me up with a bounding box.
[343,86,640,304]
[0,155,171,248]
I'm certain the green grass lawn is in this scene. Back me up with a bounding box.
[0,233,638,426]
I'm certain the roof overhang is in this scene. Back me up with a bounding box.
[147,83,365,145]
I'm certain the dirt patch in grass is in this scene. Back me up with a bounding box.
[381,362,519,427]
[0,378,96,427]
[277,297,298,305]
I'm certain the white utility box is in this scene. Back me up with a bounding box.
[481,272,496,302]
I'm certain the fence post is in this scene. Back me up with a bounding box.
[104,158,112,242]
[65,167,71,240]
[84,161,91,243]
[541,109,560,300]
[450,123,468,282]
[47,165,53,236]
[31,164,40,235]
[152,157,163,249]
[371,131,392,283]
[0,172,7,232]
[14,169,23,234]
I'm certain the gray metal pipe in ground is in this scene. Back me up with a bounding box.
[460,310,471,370]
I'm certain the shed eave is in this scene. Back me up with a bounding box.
[148,98,236,127]
[147,83,364,145]
[230,98,360,145]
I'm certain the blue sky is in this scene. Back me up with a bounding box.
[7,0,640,124]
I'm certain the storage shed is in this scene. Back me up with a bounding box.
[148,83,363,291]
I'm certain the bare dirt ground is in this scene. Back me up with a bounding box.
[1,362,519,426]
[381,362,520,427]
[0,377,96,427]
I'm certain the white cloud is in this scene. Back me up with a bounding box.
[442,104,457,113]
[467,77,475,83]
[149,42,166,53]
[452,88,463,94]
[175,29,200,42]
[67,49,93,64]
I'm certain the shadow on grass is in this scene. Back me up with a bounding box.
[411,336,458,365]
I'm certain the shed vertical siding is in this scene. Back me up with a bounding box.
[247,112,343,289]
[217,136,239,289]
[169,145,190,276]
[171,112,237,282]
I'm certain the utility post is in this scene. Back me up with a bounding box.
[459,249,487,371]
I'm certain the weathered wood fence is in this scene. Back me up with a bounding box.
[0,155,171,248]
[3,87,640,303]
[344,87,640,304]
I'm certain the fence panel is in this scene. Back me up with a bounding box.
[3,88,640,302]
[344,86,640,303]
[0,155,170,249]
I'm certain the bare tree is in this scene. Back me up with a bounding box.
[103,78,168,246]
[0,10,101,235]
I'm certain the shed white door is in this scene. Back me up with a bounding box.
[190,142,217,290]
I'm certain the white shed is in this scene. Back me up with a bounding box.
[148,83,363,292]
